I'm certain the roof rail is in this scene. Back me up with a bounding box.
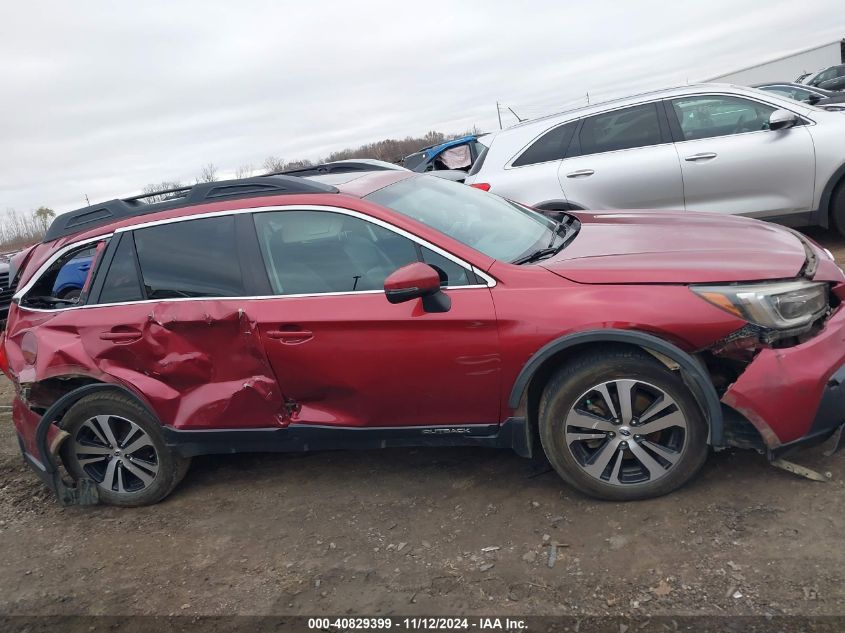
[43,175,339,242]
[272,160,399,178]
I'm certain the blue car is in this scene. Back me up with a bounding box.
[52,253,94,300]
[402,135,486,173]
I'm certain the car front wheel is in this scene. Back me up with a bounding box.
[538,348,708,501]
[60,392,190,507]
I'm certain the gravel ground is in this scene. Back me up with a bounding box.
[0,228,844,622]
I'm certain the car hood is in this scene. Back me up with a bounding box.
[540,211,807,284]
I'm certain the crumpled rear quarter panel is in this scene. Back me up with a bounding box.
[5,301,285,432]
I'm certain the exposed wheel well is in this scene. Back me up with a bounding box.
[28,376,156,427]
[533,200,585,212]
[821,165,845,229]
[28,375,106,412]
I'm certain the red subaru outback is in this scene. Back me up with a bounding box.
[1,168,844,506]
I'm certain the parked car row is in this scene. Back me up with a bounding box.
[799,63,845,91]
[463,84,845,234]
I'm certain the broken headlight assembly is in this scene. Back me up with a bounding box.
[692,280,829,336]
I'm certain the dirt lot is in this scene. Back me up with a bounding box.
[1,228,845,624]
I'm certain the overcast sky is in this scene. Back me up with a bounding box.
[0,1,842,217]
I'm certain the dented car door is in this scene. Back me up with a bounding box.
[248,208,501,428]
[76,216,286,430]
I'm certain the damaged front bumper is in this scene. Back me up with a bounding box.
[722,305,845,456]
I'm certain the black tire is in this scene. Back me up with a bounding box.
[832,181,845,236]
[60,392,190,507]
[538,347,708,501]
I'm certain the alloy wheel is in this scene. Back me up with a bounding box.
[72,414,160,493]
[563,379,688,486]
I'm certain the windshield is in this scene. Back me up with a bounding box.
[364,175,555,262]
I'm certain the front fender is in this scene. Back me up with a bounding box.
[508,328,724,446]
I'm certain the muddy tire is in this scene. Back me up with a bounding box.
[538,348,708,501]
[60,392,190,507]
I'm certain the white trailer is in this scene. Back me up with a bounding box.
[706,39,844,86]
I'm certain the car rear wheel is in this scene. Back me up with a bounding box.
[538,348,708,501]
[60,392,190,507]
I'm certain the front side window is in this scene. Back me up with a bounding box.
[253,210,476,296]
[578,103,662,156]
[513,121,577,167]
[365,175,555,262]
[670,95,777,141]
[133,216,246,299]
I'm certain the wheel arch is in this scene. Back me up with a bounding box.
[818,162,845,229]
[509,329,724,447]
[33,378,162,480]
[533,200,585,212]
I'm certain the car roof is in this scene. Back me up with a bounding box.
[753,81,831,93]
[40,170,419,252]
[43,162,416,244]
[486,83,811,143]
[44,175,340,243]
[328,169,415,197]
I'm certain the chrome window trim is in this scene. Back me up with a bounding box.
[15,204,497,314]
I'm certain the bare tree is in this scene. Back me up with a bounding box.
[262,155,286,174]
[141,180,185,203]
[235,164,255,179]
[196,162,219,183]
[0,207,51,250]
[282,159,314,171]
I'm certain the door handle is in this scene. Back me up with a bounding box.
[684,152,717,162]
[99,331,142,343]
[565,169,595,178]
[267,328,314,344]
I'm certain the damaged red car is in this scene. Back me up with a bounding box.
[1,168,844,506]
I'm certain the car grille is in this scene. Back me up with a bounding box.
[0,271,14,318]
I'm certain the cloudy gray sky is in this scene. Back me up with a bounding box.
[0,0,842,217]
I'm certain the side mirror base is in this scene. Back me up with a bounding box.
[384,262,452,313]
[422,291,451,313]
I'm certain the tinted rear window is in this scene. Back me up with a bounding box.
[512,121,577,167]
[133,216,246,299]
[578,103,662,156]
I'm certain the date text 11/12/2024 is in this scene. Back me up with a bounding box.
[307,617,527,630]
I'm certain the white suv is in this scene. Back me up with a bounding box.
[465,84,845,233]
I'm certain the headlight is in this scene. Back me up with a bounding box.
[692,280,829,330]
